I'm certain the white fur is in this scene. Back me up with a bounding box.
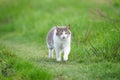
[53,29,71,61]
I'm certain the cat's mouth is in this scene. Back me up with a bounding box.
[60,37,67,40]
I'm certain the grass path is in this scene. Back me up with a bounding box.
[0,40,120,80]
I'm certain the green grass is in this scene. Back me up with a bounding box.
[0,0,120,80]
[0,46,53,80]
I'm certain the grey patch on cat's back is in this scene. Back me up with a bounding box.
[46,27,56,49]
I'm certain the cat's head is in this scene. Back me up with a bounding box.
[56,25,71,40]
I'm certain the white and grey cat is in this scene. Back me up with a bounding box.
[46,25,71,61]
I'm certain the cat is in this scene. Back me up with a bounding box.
[46,25,71,61]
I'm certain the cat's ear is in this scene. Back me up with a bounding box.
[67,24,70,30]
[56,25,59,31]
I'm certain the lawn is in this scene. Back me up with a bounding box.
[0,0,120,80]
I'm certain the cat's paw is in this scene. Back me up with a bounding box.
[63,59,68,61]
[56,58,61,61]
[63,57,68,61]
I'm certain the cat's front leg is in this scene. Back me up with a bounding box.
[63,46,70,61]
[55,48,62,61]
[48,49,53,58]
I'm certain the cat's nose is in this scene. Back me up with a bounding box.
[62,37,65,39]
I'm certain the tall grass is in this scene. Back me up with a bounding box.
[0,46,53,80]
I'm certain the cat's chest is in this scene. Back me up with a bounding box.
[59,42,66,49]
[55,40,69,49]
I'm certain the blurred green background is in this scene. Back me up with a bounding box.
[0,0,120,80]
